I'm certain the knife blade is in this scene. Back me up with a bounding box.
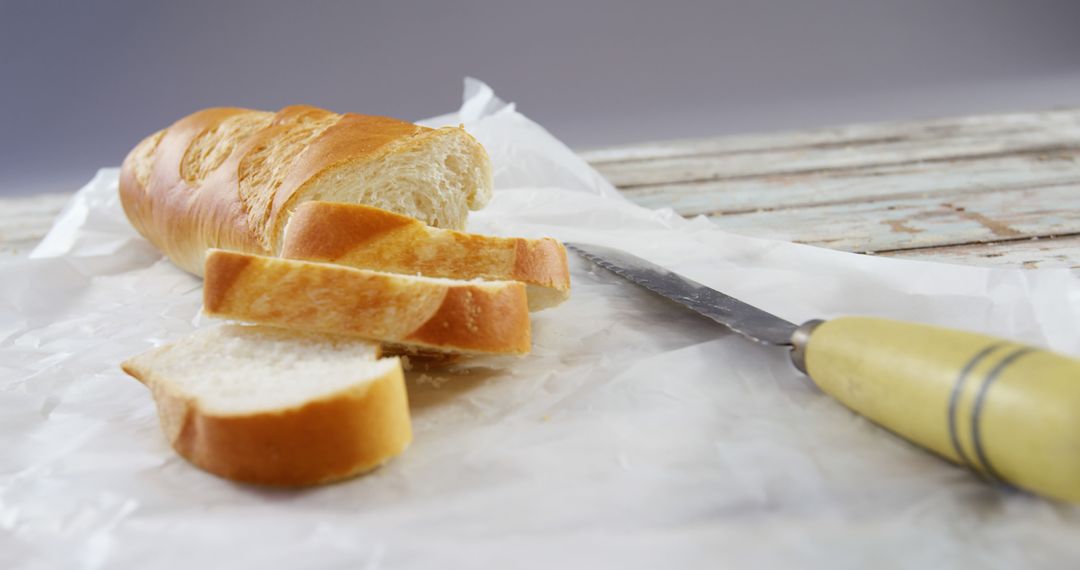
[567,241,1080,504]
[568,242,798,347]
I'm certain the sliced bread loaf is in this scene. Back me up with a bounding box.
[121,325,411,486]
[280,201,571,311]
[119,106,493,276]
[203,249,532,355]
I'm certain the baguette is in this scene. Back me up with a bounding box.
[121,325,411,486]
[203,249,532,355]
[119,106,492,275]
[281,202,570,311]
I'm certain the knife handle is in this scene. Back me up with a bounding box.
[799,316,1080,503]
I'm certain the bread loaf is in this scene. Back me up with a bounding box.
[281,202,570,311]
[121,325,411,486]
[119,106,493,275]
[203,249,532,355]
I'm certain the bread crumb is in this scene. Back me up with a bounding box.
[415,373,449,388]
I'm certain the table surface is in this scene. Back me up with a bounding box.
[4,108,1079,271]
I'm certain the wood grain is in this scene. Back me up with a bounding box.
[707,184,1080,253]
[580,108,1080,165]
[878,236,1080,269]
[0,193,71,257]
[583,108,1080,269]
[620,154,1080,216]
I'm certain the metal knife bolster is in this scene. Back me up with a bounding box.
[789,320,825,373]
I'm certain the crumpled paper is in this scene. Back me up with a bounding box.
[3,79,1080,569]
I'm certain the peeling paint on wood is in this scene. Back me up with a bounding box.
[879,236,1080,271]
[585,108,1080,270]
[618,155,1080,216]
[945,204,1023,239]
[885,220,922,235]
[593,140,1080,189]
[700,184,1080,252]
[580,108,1080,164]
[0,193,72,257]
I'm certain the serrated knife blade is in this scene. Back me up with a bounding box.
[567,242,798,347]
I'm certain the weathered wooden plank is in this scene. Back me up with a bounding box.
[879,236,1080,270]
[0,193,70,255]
[588,109,1080,271]
[580,108,1080,165]
[619,153,1080,216]
[597,136,1080,189]
[0,238,44,258]
[707,184,1080,253]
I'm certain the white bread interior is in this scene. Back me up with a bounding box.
[277,127,492,250]
[122,325,412,486]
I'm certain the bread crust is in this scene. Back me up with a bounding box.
[203,250,532,355]
[122,352,411,487]
[282,202,571,310]
[119,106,491,275]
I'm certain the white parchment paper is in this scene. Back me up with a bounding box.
[3,79,1080,569]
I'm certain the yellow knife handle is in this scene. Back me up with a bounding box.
[796,316,1080,503]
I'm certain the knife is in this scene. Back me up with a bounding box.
[568,242,1080,503]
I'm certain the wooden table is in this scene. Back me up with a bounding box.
[3,108,1080,270]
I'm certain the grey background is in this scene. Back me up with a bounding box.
[2,0,1079,196]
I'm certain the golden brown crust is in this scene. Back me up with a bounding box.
[123,356,411,487]
[270,114,426,240]
[203,250,532,355]
[283,201,415,261]
[281,202,571,310]
[513,237,570,290]
[201,249,253,314]
[121,107,268,274]
[404,285,531,353]
[118,106,488,276]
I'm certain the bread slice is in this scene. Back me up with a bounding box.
[281,202,571,311]
[119,106,493,276]
[121,325,411,486]
[203,249,532,355]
